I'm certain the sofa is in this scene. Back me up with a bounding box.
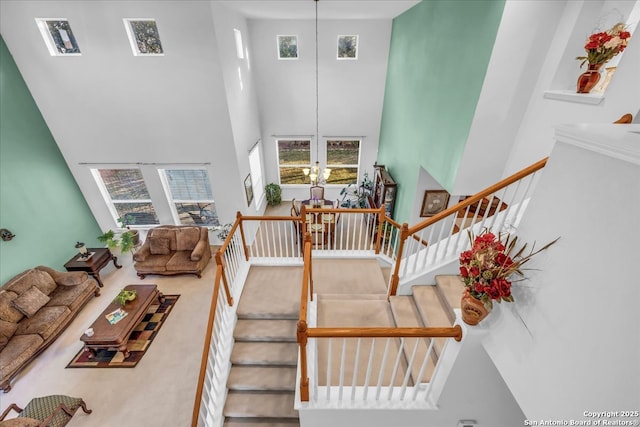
[133,225,212,279]
[0,266,100,392]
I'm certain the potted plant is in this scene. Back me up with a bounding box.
[117,214,140,246]
[115,289,137,306]
[265,183,282,206]
[97,229,137,256]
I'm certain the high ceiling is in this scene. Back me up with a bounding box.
[216,0,421,20]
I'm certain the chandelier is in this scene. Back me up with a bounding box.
[302,0,330,186]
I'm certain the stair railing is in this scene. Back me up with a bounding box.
[191,263,235,427]
[297,233,463,406]
[389,157,548,295]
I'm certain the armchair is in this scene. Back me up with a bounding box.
[0,395,91,427]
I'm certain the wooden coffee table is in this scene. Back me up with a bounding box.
[64,248,122,287]
[81,284,164,359]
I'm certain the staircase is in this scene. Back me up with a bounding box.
[223,267,301,427]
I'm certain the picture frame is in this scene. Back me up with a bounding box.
[277,35,298,59]
[420,190,450,217]
[244,174,254,206]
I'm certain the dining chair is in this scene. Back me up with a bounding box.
[292,199,300,216]
[309,185,325,200]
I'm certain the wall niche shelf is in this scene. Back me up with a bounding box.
[543,90,604,105]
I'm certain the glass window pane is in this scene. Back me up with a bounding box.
[99,169,151,200]
[278,140,310,165]
[279,167,309,184]
[113,203,159,225]
[175,202,219,226]
[165,170,214,200]
[325,167,358,185]
[327,140,359,165]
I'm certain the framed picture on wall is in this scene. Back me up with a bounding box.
[244,174,254,206]
[420,190,450,217]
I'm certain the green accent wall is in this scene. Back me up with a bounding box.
[0,36,101,284]
[378,0,505,224]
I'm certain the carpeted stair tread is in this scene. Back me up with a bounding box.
[389,296,436,383]
[237,267,302,320]
[412,285,453,359]
[228,366,296,391]
[317,299,395,327]
[224,391,298,419]
[234,319,297,342]
[225,418,300,427]
[231,342,298,366]
[435,275,465,324]
[317,293,388,301]
[313,259,388,295]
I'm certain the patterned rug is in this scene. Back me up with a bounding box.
[66,294,179,368]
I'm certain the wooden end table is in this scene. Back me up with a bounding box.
[81,284,165,359]
[64,247,121,287]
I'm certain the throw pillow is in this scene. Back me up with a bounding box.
[149,236,171,255]
[11,286,50,318]
[0,291,24,323]
[176,227,201,251]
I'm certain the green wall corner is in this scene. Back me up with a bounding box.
[0,36,102,284]
[378,0,505,224]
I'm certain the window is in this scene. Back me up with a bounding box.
[159,169,219,226]
[249,142,265,207]
[326,140,360,184]
[277,139,310,184]
[92,169,159,226]
[234,28,245,59]
[337,35,358,60]
[123,19,164,56]
[277,35,298,59]
[35,19,81,56]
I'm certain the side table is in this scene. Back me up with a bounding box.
[64,248,122,287]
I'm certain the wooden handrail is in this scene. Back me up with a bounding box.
[191,265,224,427]
[298,235,313,402]
[407,157,548,235]
[308,325,463,342]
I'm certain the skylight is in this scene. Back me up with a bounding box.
[123,19,164,56]
[35,18,81,56]
[234,28,245,59]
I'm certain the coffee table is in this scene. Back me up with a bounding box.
[81,284,164,359]
[64,247,122,287]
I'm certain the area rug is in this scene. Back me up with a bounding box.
[66,294,180,368]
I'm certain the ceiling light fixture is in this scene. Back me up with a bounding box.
[303,0,330,186]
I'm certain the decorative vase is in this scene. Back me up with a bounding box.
[461,293,491,325]
[576,63,603,94]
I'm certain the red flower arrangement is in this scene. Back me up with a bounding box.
[459,229,559,311]
[576,22,631,67]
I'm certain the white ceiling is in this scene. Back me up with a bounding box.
[216,0,421,20]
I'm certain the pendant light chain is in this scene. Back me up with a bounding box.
[315,0,319,165]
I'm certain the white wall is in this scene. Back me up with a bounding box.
[249,18,390,203]
[0,1,245,230]
[210,3,267,215]
[482,124,640,420]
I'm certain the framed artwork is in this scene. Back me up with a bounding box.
[244,174,254,206]
[337,35,358,59]
[420,190,450,217]
[277,35,298,59]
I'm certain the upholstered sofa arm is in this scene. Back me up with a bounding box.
[36,266,88,286]
[133,243,151,262]
[191,240,208,261]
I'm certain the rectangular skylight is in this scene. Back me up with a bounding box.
[234,28,245,59]
[123,19,164,56]
[337,35,358,60]
[35,18,81,56]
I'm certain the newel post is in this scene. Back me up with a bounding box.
[389,222,409,298]
[214,251,233,306]
[236,211,249,261]
[374,205,385,254]
[297,320,310,402]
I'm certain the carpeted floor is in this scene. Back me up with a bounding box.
[66,295,179,368]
